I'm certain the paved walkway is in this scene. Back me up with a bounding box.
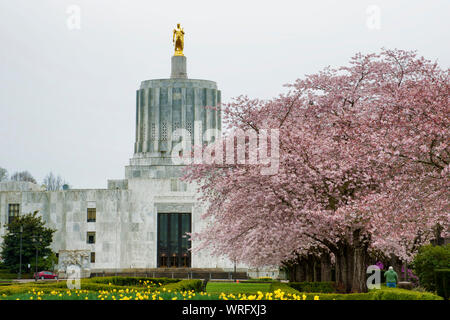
[9,279,59,284]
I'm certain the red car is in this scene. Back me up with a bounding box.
[34,271,58,280]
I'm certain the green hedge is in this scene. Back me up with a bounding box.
[269,282,302,295]
[87,276,179,287]
[306,292,372,300]
[0,277,188,296]
[162,279,203,293]
[0,269,33,280]
[0,282,130,295]
[297,288,442,300]
[246,277,274,282]
[0,283,63,296]
[435,269,449,300]
[268,282,442,300]
[289,282,336,293]
[370,287,442,300]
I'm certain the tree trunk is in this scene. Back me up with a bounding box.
[351,243,368,293]
[293,264,299,282]
[333,235,369,293]
[320,252,332,282]
[335,244,354,292]
[300,263,307,282]
[306,257,314,282]
[294,261,306,282]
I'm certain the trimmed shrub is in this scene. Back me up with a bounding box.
[434,269,449,300]
[268,282,443,300]
[247,277,274,282]
[269,282,302,295]
[0,269,33,280]
[87,276,178,287]
[289,282,336,293]
[162,279,203,292]
[370,287,442,300]
[268,283,368,300]
[312,293,373,300]
[0,283,62,296]
[0,277,188,296]
[412,244,450,291]
[303,288,442,300]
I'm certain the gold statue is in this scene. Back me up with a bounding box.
[173,23,185,56]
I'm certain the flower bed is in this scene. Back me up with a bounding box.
[0,277,443,300]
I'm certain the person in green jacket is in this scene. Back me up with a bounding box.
[384,266,398,288]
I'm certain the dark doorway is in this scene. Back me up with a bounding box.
[157,213,191,268]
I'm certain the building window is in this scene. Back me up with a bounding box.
[87,208,96,222]
[90,252,95,263]
[8,204,20,224]
[87,232,96,244]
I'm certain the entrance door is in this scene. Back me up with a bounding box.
[157,213,191,268]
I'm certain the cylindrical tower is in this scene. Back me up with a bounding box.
[125,56,221,179]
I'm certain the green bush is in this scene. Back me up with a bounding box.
[207,282,272,294]
[434,269,449,300]
[40,277,180,292]
[247,277,274,282]
[0,277,189,296]
[412,244,450,291]
[0,270,40,280]
[268,282,368,300]
[306,288,442,300]
[162,279,203,292]
[289,282,336,293]
[87,276,178,287]
[269,282,301,295]
[268,282,442,300]
[312,293,373,300]
[370,287,442,300]
[0,283,61,296]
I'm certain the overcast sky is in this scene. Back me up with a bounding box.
[0,0,449,189]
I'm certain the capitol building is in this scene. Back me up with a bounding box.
[0,31,279,279]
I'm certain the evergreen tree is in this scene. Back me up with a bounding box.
[0,211,56,274]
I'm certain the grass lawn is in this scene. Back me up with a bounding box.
[206,281,272,294]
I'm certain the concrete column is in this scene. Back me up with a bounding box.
[170,56,187,79]
[142,89,149,153]
[134,90,140,154]
[153,88,160,153]
[139,90,145,153]
[194,88,203,146]
[145,88,152,153]
[217,90,222,132]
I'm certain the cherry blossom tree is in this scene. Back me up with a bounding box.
[184,49,449,293]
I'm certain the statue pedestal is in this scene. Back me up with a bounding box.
[57,250,91,279]
[171,55,187,79]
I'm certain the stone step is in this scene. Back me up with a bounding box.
[89,269,249,280]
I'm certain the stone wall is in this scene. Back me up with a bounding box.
[0,178,244,272]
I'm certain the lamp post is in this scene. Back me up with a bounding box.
[234,259,237,282]
[32,235,42,281]
[18,226,23,279]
